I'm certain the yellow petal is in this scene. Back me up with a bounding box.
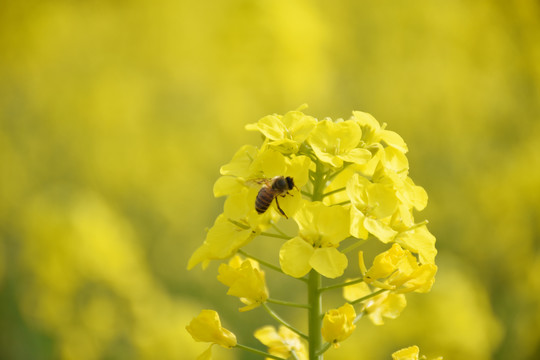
[196,345,213,360]
[365,243,406,280]
[309,247,348,279]
[186,310,237,348]
[246,114,288,141]
[350,206,369,239]
[395,225,437,264]
[339,147,372,165]
[392,345,419,360]
[220,145,258,178]
[279,237,313,278]
[365,293,407,326]
[321,303,356,346]
[213,176,243,197]
[343,281,371,302]
[363,217,397,243]
[187,215,254,270]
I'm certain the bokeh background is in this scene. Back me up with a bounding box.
[1,0,540,359]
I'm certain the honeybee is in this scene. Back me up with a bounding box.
[254,176,296,219]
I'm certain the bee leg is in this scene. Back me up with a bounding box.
[275,197,288,219]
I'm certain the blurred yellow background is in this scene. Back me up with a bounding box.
[1,0,540,359]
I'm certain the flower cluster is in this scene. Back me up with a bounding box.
[186,107,438,359]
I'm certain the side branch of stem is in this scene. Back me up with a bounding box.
[263,303,308,340]
[350,288,388,305]
[267,298,310,309]
[320,277,364,292]
[235,343,284,360]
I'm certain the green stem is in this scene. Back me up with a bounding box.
[263,303,308,340]
[316,342,332,357]
[341,238,367,254]
[322,186,346,198]
[320,277,364,292]
[308,269,323,360]
[259,231,290,240]
[267,298,311,309]
[353,310,365,325]
[271,223,291,238]
[240,252,310,284]
[235,343,284,360]
[350,288,388,306]
[306,160,326,359]
[237,249,284,276]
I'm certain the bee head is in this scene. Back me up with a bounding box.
[285,176,295,190]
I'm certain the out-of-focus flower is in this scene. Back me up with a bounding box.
[217,256,268,312]
[186,309,237,359]
[392,345,420,360]
[364,291,407,326]
[321,303,356,347]
[392,345,443,360]
[342,281,406,326]
[254,325,308,360]
[279,201,350,278]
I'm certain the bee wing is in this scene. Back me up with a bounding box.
[245,177,272,188]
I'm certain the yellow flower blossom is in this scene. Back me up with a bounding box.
[308,119,371,168]
[347,173,398,243]
[217,256,269,312]
[279,201,350,278]
[343,280,371,303]
[351,111,408,153]
[187,215,256,270]
[215,146,312,226]
[342,277,406,326]
[254,325,308,360]
[321,303,356,347]
[361,244,437,293]
[395,225,437,265]
[186,310,237,352]
[364,291,407,326]
[245,108,317,154]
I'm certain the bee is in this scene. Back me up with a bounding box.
[254,176,296,219]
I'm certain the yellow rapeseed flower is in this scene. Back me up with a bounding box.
[347,173,398,243]
[308,119,371,168]
[217,256,269,312]
[279,201,350,278]
[362,244,437,293]
[321,303,356,347]
[254,325,308,360]
[186,309,237,359]
[187,215,256,270]
[245,108,317,154]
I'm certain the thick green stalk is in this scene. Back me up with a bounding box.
[308,160,326,359]
[308,269,323,360]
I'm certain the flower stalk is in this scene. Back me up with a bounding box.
[308,269,323,360]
